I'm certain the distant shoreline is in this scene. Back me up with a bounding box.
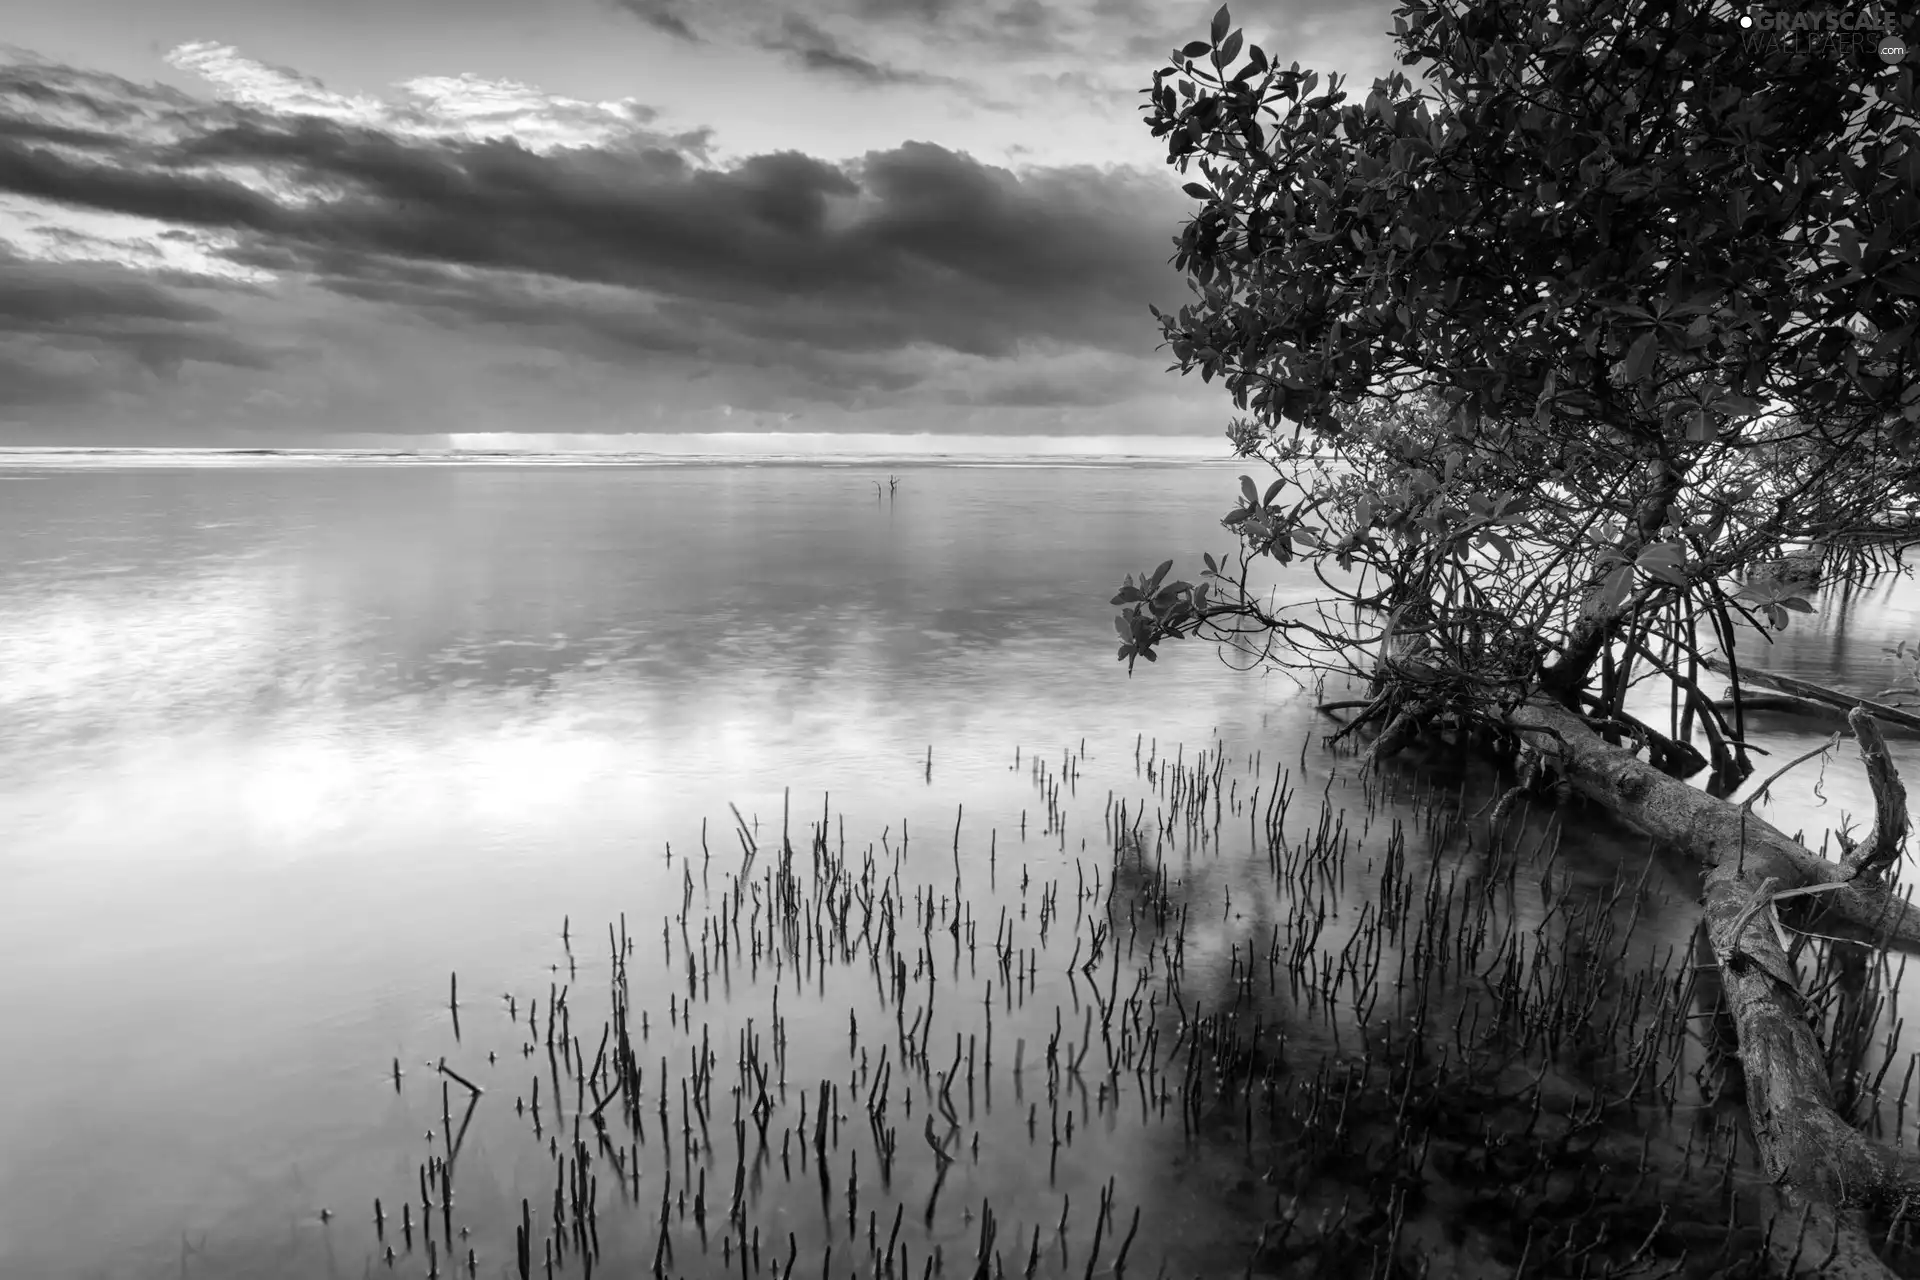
[0,447,1259,469]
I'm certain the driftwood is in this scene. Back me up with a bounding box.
[1716,692,1844,715]
[1702,654,1920,736]
[1713,696,1920,741]
[1504,698,1918,1276]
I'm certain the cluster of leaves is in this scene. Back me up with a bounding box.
[1730,577,1818,632]
[1144,0,1919,451]
[1114,0,1920,732]
[1111,558,1208,671]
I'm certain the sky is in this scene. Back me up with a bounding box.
[0,0,1401,450]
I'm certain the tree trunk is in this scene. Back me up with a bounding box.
[1540,456,1688,702]
[1499,698,1920,1276]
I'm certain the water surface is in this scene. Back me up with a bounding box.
[1,459,1916,1278]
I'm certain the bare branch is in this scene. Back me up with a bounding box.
[1740,733,1843,814]
[1843,709,1910,883]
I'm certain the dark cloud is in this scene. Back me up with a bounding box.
[0,250,287,426]
[986,0,1055,47]
[0,347,101,407]
[0,50,197,117]
[0,253,285,376]
[848,0,963,22]
[596,2,985,91]
[605,0,703,42]
[728,150,861,234]
[0,114,122,149]
[0,49,1212,422]
[757,15,943,86]
[114,327,282,376]
[0,260,223,329]
[2,132,289,231]
[0,57,1194,352]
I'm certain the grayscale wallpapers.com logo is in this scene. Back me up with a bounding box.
[1736,6,1908,63]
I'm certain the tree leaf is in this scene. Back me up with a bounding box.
[1203,551,1219,574]
[1600,563,1633,611]
[1263,477,1285,505]
[1180,40,1212,58]
[1210,3,1230,46]
[1623,331,1657,383]
[1780,597,1815,614]
[1220,28,1243,64]
[1240,474,1260,507]
[1182,182,1216,200]
[1635,541,1687,587]
[1115,615,1132,640]
[1148,559,1174,593]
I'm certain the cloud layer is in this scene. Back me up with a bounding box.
[0,0,1399,443]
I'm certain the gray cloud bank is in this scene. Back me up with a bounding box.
[0,1,1398,443]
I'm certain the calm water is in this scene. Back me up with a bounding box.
[1,459,1917,1279]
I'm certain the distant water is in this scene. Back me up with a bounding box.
[0,446,1253,468]
[0,457,1915,1279]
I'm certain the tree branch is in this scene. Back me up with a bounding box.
[1702,656,1920,736]
[1842,708,1910,883]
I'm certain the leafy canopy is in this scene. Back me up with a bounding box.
[1118,0,1920,781]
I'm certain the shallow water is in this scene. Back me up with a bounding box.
[1,459,1917,1278]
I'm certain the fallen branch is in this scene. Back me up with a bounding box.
[1713,695,1920,740]
[1505,700,1920,951]
[1702,655,1920,736]
[1501,698,1920,1275]
[1716,693,1840,715]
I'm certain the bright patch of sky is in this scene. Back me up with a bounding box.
[164,41,681,153]
[0,196,274,283]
